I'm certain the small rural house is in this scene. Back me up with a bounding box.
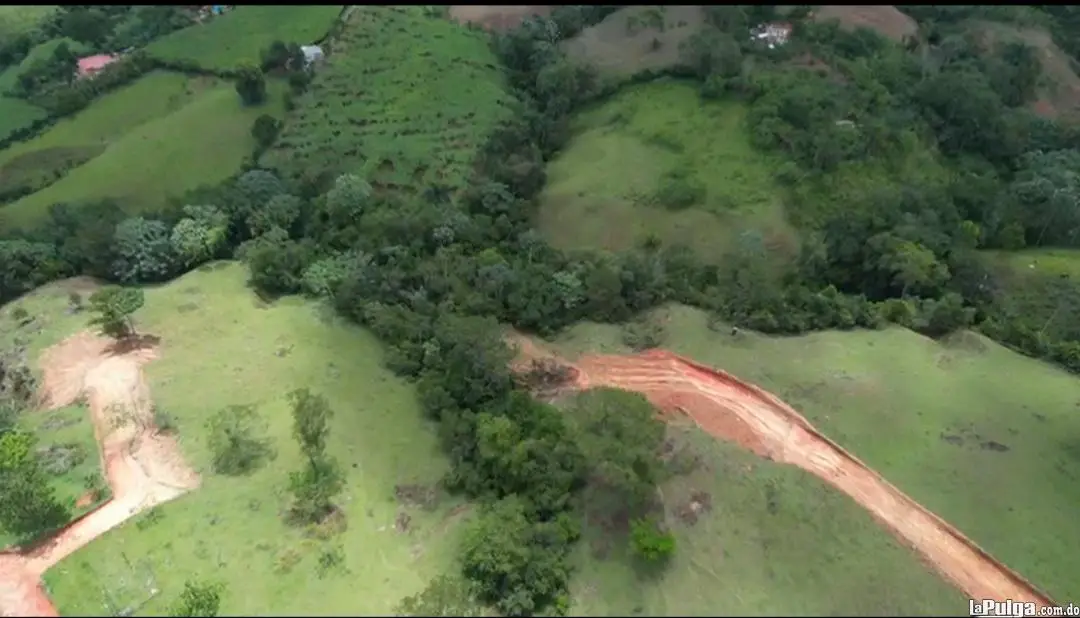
[750,22,793,49]
[76,54,118,79]
[301,45,325,68]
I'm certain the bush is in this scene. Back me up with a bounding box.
[621,314,667,351]
[629,516,676,565]
[204,404,273,475]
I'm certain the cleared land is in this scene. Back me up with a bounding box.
[145,6,342,72]
[563,6,706,79]
[261,5,513,194]
[28,262,465,615]
[549,304,1080,603]
[811,6,919,42]
[449,5,552,32]
[537,80,794,263]
[0,6,56,38]
[0,71,287,227]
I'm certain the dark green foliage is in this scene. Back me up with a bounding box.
[286,388,343,523]
[0,430,70,539]
[87,286,144,339]
[629,516,676,565]
[169,579,224,617]
[235,63,267,106]
[205,404,273,476]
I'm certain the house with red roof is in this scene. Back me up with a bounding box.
[76,54,119,79]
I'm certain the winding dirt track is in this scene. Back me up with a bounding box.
[511,336,1056,607]
[0,332,199,617]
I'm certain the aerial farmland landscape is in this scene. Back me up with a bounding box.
[0,4,1079,617]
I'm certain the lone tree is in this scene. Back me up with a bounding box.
[169,579,224,617]
[0,430,69,540]
[87,286,144,339]
[235,63,267,106]
[287,388,343,523]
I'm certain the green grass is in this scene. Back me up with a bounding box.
[980,247,1080,341]
[261,5,513,194]
[34,262,464,615]
[0,95,46,142]
[0,71,288,227]
[0,6,57,38]
[537,79,794,263]
[549,303,1080,604]
[570,425,965,615]
[145,6,342,72]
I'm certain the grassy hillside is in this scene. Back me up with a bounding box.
[261,5,514,194]
[145,6,342,72]
[537,79,794,264]
[0,71,287,227]
[550,304,1080,602]
[570,425,964,615]
[0,37,91,94]
[28,263,465,615]
[0,96,46,142]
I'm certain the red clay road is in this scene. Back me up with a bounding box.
[511,337,1056,607]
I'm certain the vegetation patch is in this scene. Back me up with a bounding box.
[537,79,792,263]
[261,6,514,194]
[0,6,57,39]
[146,6,343,72]
[0,403,107,549]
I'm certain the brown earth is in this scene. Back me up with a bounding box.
[508,334,1056,606]
[448,6,552,32]
[812,5,919,42]
[0,332,199,617]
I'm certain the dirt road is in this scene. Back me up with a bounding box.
[512,337,1056,607]
[0,332,199,617]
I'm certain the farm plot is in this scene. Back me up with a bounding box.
[146,6,342,73]
[261,5,514,195]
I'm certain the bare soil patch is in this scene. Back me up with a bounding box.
[562,5,705,78]
[812,5,918,42]
[448,6,552,32]
[0,331,199,617]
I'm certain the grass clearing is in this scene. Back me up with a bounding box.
[0,72,287,227]
[537,79,793,263]
[981,247,1080,341]
[36,262,465,615]
[0,6,57,38]
[570,424,965,615]
[563,5,706,79]
[549,303,1080,603]
[261,5,514,194]
[145,6,342,72]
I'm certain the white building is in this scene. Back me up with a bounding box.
[300,45,325,67]
[750,22,793,49]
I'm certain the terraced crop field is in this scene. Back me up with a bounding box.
[261,5,514,195]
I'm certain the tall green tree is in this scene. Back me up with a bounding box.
[87,286,144,339]
[0,430,69,539]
